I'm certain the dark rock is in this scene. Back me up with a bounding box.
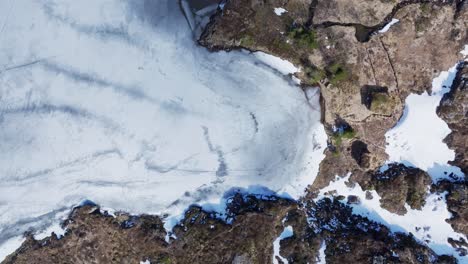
[351,140,370,167]
[437,61,468,175]
[360,85,389,109]
[347,195,361,204]
[369,164,432,214]
[433,179,468,235]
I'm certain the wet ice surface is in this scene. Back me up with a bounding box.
[0,0,327,257]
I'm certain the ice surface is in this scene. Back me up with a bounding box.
[273,225,294,264]
[317,174,467,260]
[385,63,464,181]
[378,19,399,33]
[0,0,326,258]
[0,236,25,262]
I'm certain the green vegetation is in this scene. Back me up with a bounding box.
[240,35,255,46]
[370,93,389,111]
[420,3,431,15]
[328,63,349,85]
[272,38,292,53]
[304,66,326,84]
[159,256,172,264]
[287,26,319,49]
[450,191,461,201]
[331,129,356,147]
[407,190,424,208]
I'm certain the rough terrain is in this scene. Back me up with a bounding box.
[2,0,467,263]
[437,62,468,175]
[200,0,467,192]
[2,195,459,264]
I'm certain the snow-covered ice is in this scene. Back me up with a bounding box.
[0,0,327,259]
[378,19,399,33]
[317,174,467,260]
[274,8,287,16]
[273,225,294,264]
[0,236,25,262]
[385,63,464,181]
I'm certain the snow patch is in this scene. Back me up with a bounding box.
[254,51,299,75]
[273,225,293,264]
[316,241,326,264]
[385,63,464,181]
[317,174,467,259]
[378,19,399,33]
[460,45,468,57]
[274,8,287,16]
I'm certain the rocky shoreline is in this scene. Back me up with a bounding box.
[1,0,467,263]
[2,194,461,264]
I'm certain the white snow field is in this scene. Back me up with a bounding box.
[0,0,327,258]
[320,51,468,261]
[317,174,467,260]
[385,61,466,181]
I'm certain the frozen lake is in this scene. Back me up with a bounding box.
[0,0,326,255]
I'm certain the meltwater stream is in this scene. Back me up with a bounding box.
[0,0,326,256]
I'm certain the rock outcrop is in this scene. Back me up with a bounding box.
[437,61,468,175]
[199,0,468,191]
[368,164,432,214]
[2,196,458,264]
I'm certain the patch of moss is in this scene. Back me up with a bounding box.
[304,66,326,84]
[331,129,356,147]
[272,38,292,54]
[420,3,431,15]
[287,26,319,50]
[332,149,341,157]
[370,93,389,111]
[157,257,172,264]
[328,63,349,85]
[240,35,255,46]
[406,190,424,209]
[450,190,461,201]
